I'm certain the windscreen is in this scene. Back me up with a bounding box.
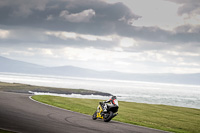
[114,99,119,106]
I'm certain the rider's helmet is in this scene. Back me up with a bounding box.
[111,96,117,100]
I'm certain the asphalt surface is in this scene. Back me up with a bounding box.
[0,92,169,133]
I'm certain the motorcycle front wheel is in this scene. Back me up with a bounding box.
[92,111,97,120]
[103,111,113,122]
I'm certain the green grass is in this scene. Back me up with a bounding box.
[0,129,14,133]
[32,95,200,133]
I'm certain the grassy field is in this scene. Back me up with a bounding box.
[32,95,200,133]
[0,129,14,133]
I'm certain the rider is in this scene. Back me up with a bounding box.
[102,96,118,112]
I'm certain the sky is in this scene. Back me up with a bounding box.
[0,0,200,74]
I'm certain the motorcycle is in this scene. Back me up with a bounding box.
[92,100,119,122]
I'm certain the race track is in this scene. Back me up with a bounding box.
[0,92,169,133]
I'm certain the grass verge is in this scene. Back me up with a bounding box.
[0,129,14,133]
[32,95,200,133]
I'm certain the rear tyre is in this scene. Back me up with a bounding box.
[92,111,97,120]
[104,111,113,122]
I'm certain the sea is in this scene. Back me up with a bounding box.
[0,72,200,109]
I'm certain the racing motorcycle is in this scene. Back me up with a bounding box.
[92,100,119,122]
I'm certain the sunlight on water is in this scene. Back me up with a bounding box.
[0,72,200,109]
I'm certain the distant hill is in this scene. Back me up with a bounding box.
[0,56,200,85]
[0,56,44,73]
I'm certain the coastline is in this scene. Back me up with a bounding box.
[1,72,200,109]
[0,81,111,96]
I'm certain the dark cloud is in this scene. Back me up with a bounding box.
[0,0,200,44]
[0,0,139,31]
[0,0,48,17]
[116,23,200,43]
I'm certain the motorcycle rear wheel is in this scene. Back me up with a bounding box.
[104,111,113,122]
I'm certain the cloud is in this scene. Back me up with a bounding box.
[174,24,200,33]
[0,0,200,74]
[0,28,50,45]
[165,0,200,16]
[0,0,140,37]
[45,31,112,41]
[0,29,10,39]
[59,9,95,23]
[0,0,200,44]
[46,15,53,21]
[119,37,137,48]
[0,0,48,17]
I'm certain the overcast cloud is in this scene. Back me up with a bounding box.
[0,0,200,73]
[165,0,200,16]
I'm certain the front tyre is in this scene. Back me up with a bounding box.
[104,111,113,122]
[92,111,97,120]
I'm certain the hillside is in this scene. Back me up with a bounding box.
[0,56,44,73]
[0,56,200,85]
